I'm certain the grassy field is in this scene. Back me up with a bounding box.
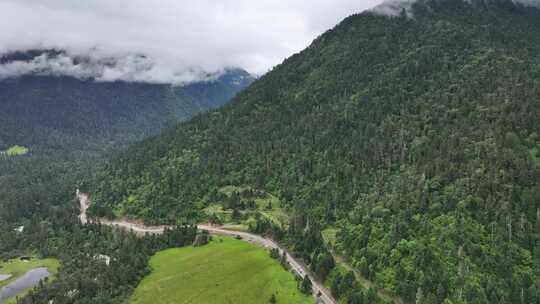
[321,228,339,247]
[220,223,250,232]
[205,186,289,228]
[529,148,540,168]
[129,237,312,304]
[254,192,288,228]
[0,257,59,303]
[1,145,29,157]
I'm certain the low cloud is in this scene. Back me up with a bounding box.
[371,0,417,16]
[0,52,213,84]
[0,0,382,84]
[372,0,540,16]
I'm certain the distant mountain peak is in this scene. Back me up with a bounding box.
[90,6,540,303]
[371,0,540,17]
[371,0,416,16]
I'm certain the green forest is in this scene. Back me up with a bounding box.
[0,68,253,152]
[0,63,253,222]
[0,60,253,302]
[1,0,540,303]
[89,1,540,303]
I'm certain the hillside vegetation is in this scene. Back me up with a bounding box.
[0,66,254,152]
[93,1,540,303]
[3,224,199,304]
[0,59,253,226]
[0,146,29,157]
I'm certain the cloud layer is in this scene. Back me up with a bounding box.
[0,0,382,84]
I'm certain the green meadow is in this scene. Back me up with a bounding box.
[204,186,289,228]
[129,237,312,304]
[321,227,338,247]
[529,148,540,168]
[1,145,29,157]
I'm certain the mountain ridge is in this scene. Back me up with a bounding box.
[91,2,540,303]
[372,0,540,16]
[0,61,254,152]
[0,57,253,232]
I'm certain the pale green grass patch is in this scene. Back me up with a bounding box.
[1,145,29,157]
[203,203,233,223]
[215,186,289,228]
[322,228,339,247]
[221,224,250,232]
[529,148,540,168]
[254,192,288,227]
[129,237,312,304]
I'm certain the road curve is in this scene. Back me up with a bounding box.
[77,191,336,304]
[198,225,336,304]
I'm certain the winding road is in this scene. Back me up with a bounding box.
[77,191,336,304]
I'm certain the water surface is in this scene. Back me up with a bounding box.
[0,267,50,302]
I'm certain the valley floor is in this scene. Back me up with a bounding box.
[78,191,337,304]
[129,236,312,304]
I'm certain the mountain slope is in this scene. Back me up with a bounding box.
[0,59,254,152]
[92,1,540,303]
[0,52,253,229]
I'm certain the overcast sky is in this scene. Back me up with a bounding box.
[0,0,384,84]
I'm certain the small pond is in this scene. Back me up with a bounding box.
[0,268,50,302]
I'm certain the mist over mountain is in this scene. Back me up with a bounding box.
[0,51,254,151]
[0,50,253,238]
[372,0,540,15]
[91,1,540,303]
[0,0,382,83]
[0,50,228,85]
[2,0,540,303]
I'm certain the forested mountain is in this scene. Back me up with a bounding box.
[92,0,540,303]
[0,51,253,227]
[0,52,254,152]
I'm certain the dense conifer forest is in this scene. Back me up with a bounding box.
[0,55,253,225]
[1,219,197,304]
[91,1,540,303]
[0,57,253,151]
[0,54,253,303]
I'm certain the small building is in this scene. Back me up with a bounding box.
[20,256,32,262]
[94,254,111,266]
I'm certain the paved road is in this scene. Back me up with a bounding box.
[77,191,336,304]
[198,225,335,304]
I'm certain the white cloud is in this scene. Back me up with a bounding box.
[0,53,214,84]
[5,0,535,84]
[0,0,382,84]
[371,0,417,16]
